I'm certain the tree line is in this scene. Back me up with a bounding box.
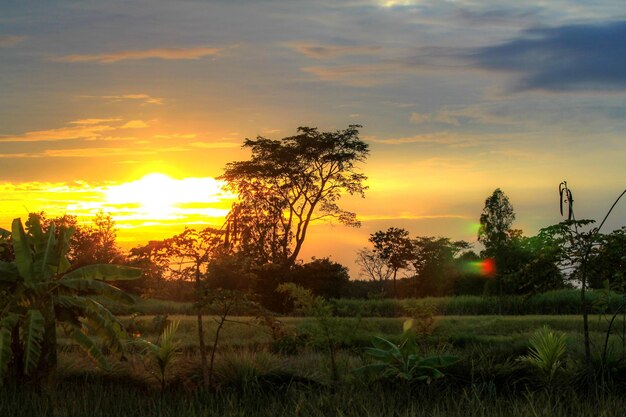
[2,126,624,311]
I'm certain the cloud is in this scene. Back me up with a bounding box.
[302,62,403,86]
[120,120,150,129]
[471,20,626,92]
[70,118,122,125]
[77,94,164,105]
[410,105,516,127]
[0,35,26,47]
[189,141,241,149]
[54,46,223,63]
[288,42,382,59]
[0,123,115,143]
[0,118,150,143]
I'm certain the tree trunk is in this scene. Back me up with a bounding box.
[195,263,208,386]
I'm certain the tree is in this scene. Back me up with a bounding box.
[355,248,393,295]
[410,237,470,297]
[477,189,517,311]
[0,214,140,386]
[221,125,369,267]
[478,188,516,256]
[289,257,351,299]
[369,227,413,297]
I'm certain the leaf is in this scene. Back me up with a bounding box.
[81,299,127,354]
[33,223,57,281]
[63,264,142,282]
[0,262,19,283]
[71,327,109,370]
[58,278,134,304]
[22,309,45,375]
[402,319,414,333]
[11,219,34,282]
[419,355,459,368]
[0,314,20,384]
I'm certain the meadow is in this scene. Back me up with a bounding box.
[4,309,626,417]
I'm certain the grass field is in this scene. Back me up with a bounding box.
[7,314,626,416]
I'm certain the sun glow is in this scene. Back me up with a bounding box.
[104,173,233,220]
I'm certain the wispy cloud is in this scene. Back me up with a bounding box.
[189,141,241,149]
[0,35,26,47]
[77,94,164,105]
[120,120,150,129]
[0,122,115,143]
[53,45,223,63]
[288,42,382,59]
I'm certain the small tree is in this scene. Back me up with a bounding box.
[369,228,413,297]
[355,248,393,296]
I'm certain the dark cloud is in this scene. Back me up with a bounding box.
[472,20,626,92]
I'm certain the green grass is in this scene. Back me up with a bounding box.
[11,313,626,416]
[3,380,626,417]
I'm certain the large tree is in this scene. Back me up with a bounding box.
[221,125,369,267]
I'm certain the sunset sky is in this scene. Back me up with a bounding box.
[1,1,625,276]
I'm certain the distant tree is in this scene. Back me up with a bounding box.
[410,237,470,297]
[355,248,393,295]
[588,227,626,289]
[289,257,351,299]
[478,188,516,256]
[221,125,369,267]
[477,189,518,310]
[42,211,125,268]
[369,227,414,297]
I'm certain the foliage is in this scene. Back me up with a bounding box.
[276,283,341,381]
[0,214,141,385]
[369,227,414,297]
[518,325,568,388]
[356,320,459,383]
[288,257,350,299]
[221,125,369,266]
[355,248,393,295]
[478,188,516,255]
[411,237,470,297]
[135,320,181,392]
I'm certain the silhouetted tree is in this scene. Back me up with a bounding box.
[289,257,350,299]
[478,189,517,311]
[369,227,414,297]
[411,237,470,297]
[355,248,393,296]
[221,125,369,267]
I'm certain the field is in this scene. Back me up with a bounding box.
[4,312,626,416]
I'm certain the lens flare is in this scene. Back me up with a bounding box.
[462,258,496,277]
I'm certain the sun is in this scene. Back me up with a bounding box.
[104,173,231,220]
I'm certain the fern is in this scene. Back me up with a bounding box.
[518,325,568,387]
[21,309,45,375]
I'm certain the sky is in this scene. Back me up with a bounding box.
[1,0,625,277]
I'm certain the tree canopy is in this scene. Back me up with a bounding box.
[220,125,369,267]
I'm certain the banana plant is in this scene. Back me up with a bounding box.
[0,214,141,385]
[356,320,459,383]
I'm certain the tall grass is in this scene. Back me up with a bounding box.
[331,290,626,317]
[2,380,626,417]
